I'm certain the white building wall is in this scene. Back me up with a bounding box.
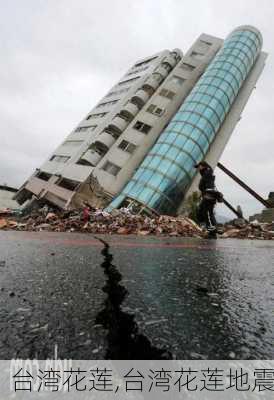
[16,51,173,205]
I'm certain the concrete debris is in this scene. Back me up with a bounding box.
[0,208,12,217]
[221,219,274,239]
[0,208,203,238]
[0,207,22,217]
[0,219,8,229]
[0,207,273,239]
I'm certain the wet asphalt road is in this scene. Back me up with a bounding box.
[0,231,273,359]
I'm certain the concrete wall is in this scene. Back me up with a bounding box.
[0,187,19,209]
[15,50,177,207]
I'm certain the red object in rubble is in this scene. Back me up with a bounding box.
[82,207,90,223]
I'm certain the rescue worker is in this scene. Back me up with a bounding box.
[195,161,218,238]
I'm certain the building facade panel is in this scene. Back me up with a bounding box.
[180,50,267,213]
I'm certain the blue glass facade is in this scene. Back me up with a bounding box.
[108,26,262,215]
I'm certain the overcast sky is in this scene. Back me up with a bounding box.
[0,0,273,217]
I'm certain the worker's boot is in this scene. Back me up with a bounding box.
[207,227,217,239]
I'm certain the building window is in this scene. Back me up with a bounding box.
[130,97,143,110]
[62,140,84,146]
[50,155,70,163]
[180,62,196,71]
[106,88,129,98]
[117,111,132,122]
[191,51,204,60]
[118,76,140,86]
[57,178,79,191]
[200,39,212,46]
[133,121,152,134]
[169,75,186,85]
[159,89,176,99]
[170,51,182,61]
[126,65,149,76]
[146,104,165,116]
[36,171,51,181]
[118,140,137,154]
[89,144,106,156]
[141,84,155,96]
[96,100,118,109]
[75,125,97,132]
[134,56,158,67]
[86,112,107,120]
[102,161,121,176]
[151,72,164,82]
[77,159,92,167]
[161,62,172,72]
[104,127,121,139]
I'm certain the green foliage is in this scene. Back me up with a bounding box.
[184,191,201,222]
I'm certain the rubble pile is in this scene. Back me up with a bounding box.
[0,208,16,217]
[0,208,204,237]
[0,208,273,239]
[221,219,274,240]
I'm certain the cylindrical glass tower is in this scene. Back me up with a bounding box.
[108,26,262,215]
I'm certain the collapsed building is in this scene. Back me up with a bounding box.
[250,192,274,223]
[14,26,268,217]
[0,185,19,210]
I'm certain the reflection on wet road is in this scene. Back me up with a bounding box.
[0,231,273,359]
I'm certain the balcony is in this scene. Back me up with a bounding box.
[131,89,150,108]
[80,149,102,166]
[25,177,47,196]
[121,102,140,120]
[164,54,178,68]
[154,65,169,79]
[171,48,183,61]
[143,76,160,91]
[95,131,116,149]
[109,115,129,132]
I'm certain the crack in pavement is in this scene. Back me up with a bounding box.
[94,236,172,360]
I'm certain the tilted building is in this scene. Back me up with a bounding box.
[0,185,19,210]
[249,192,274,223]
[15,26,267,215]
